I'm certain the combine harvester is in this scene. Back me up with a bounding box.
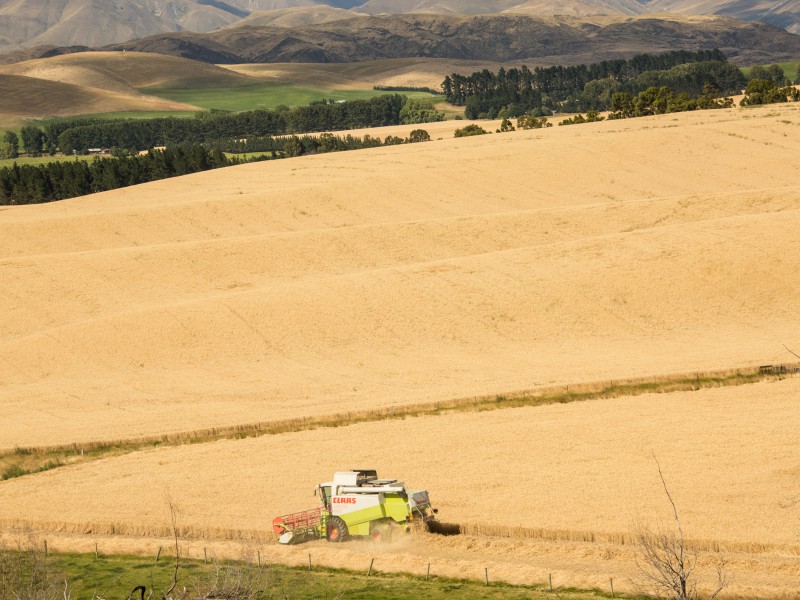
[273,470,438,544]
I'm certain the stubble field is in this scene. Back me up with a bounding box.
[1,100,800,597]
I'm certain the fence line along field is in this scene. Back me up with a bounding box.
[1,103,800,451]
[1,378,799,597]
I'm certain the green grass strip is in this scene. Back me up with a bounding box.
[1,550,649,600]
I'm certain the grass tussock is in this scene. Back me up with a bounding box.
[0,364,795,482]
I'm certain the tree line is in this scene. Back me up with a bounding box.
[7,95,442,158]
[441,50,746,118]
[740,78,800,106]
[0,130,431,206]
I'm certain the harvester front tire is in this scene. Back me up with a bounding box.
[326,517,349,543]
[370,523,391,543]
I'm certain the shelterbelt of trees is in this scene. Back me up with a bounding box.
[441,49,753,118]
[5,95,444,158]
[0,130,431,206]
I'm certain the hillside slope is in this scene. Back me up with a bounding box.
[1,102,799,450]
[0,51,255,94]
[357,0,643,16]
[0,0,237,49]
[0,72,196,118]
[645,0,800,34]
[102,14,800,64]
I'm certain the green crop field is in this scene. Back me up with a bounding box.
[78,110,200,120]
[0,154,96,169]
[741,61,799,83]
[1,551,640,600]
[144,82,438,112]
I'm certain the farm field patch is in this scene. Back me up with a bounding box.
[741,61,799,83]
[143,82,438,112]
[2,378,799,596]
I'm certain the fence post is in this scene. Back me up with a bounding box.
[257,550,261,567]
[204,548,207,563]
[426,563,430,580]
[156,546,162,562]
[549,573,553,592]
[484,567,489,586]
[610,577,615,598]
[95,543,99,559]
[308,553,312,571]
[44,540,48,557]
[367,558,374,576]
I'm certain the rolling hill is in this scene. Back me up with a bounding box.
[0,51,256,93]
[1,102,799,450]
[0,52,268,119]
[0,72,196,119]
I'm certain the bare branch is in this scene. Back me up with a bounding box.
[707,557,728,600]
[653,453,685,566]
[784,344,800,361]
[635,456,725,600]
[162,498,181,600]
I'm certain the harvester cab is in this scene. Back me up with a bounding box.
[273,469,437,544]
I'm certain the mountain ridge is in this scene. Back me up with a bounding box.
[0,0,797,57]
[92,14,800,66]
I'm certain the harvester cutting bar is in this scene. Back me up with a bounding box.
[272,507,322,535]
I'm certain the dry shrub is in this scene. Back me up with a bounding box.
[635,459,727,600]
[0,536,70,600]
[190,560,273,600]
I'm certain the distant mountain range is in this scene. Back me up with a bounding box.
[0,1,797,64]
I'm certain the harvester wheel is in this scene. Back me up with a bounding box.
[370,523,392,543]
[326,517,349,543]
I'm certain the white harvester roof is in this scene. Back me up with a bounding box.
[325,470,407,494]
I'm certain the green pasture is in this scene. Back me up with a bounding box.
[75,110,199,120]
[8,551,641,600]
[0,154,95,169]
[143,81,439,111]
[741,60,799,83]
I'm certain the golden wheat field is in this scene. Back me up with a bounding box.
[2,103,800,451]
[2,379,799,596]
[2,98,800,596]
